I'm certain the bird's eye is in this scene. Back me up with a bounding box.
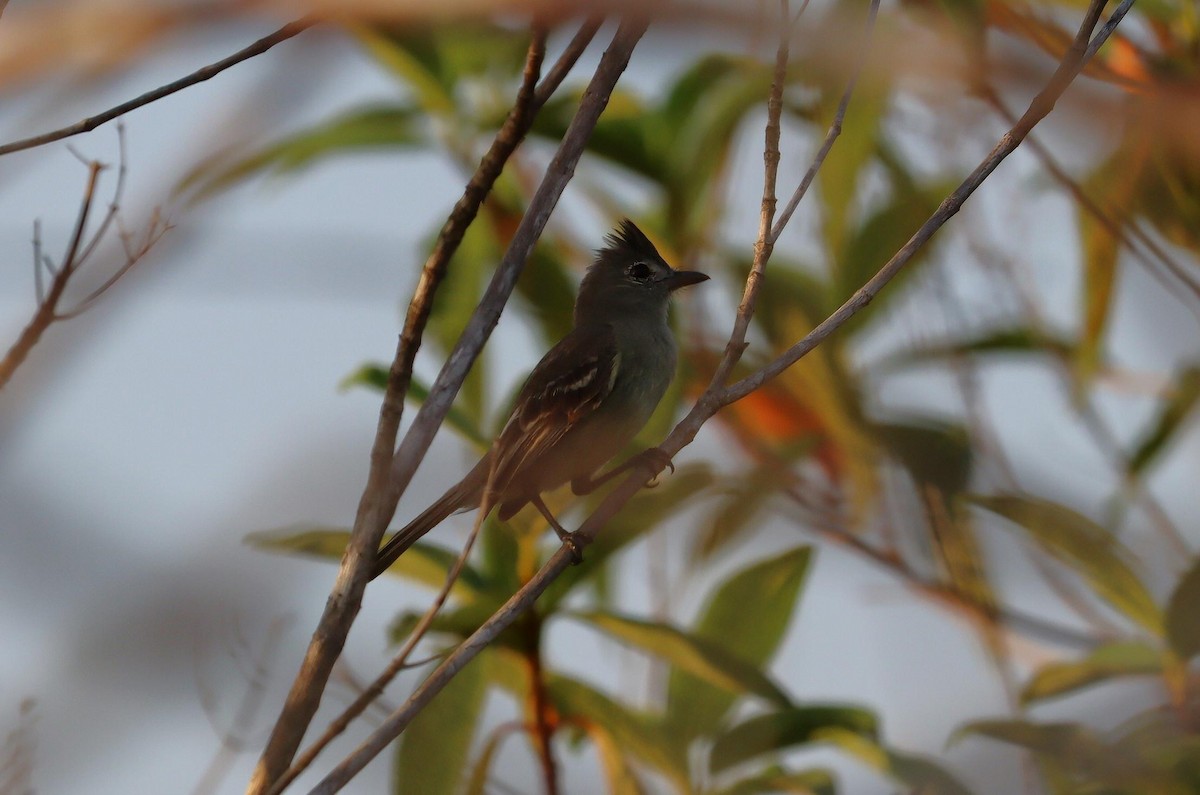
[627,261,652,281]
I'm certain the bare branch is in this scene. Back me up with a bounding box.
[0,17,315,158]
[0,162,102,390]
[192,618,291,795]
[706,0,794,390]
[1085,0,1135,60]
[771,0,880,242]
[32,220,45,303]
[0,136,167,389]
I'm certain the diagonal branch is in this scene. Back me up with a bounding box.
[0,17,315,158]
[311,2,1122,786]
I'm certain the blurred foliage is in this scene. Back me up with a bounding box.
[210,0,1200,791]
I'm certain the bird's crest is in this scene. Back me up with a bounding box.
[601,218,662,262]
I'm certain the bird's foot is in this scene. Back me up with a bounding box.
[636,447,675,488]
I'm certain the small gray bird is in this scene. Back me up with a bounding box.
[371,219,707,580]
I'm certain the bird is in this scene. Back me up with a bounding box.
[371,219,708,580]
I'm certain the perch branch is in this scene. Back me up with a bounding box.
[0,17,316,157]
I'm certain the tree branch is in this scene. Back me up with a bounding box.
[0,17,314,158]
[0,132,167,390]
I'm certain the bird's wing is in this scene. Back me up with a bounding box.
[489,323,620,492]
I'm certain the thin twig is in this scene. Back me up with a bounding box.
[32,221,44,303]
[0,162,102,390]
[67,125,129,274]
[707,0,796,390]
[312,3,1120,783]
[246,20,609,793]
[0,17,316,158]
[1085,0,1135,60]
[0,129,169,387]
[771,0,880,243]
[192,618,290,795]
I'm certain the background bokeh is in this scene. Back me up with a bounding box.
[2,3,1199,794]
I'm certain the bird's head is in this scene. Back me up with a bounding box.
[575,219,708,325]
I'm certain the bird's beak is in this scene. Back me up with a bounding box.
[666,269,709,292]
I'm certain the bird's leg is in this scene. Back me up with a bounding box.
[530,495,583,564]
[571,447,676,495]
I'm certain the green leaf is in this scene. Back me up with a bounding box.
[340,364,489,448]
[245,525,489,597]
[952,719,1107,760]
[824,729,974,795]
[880,327,1077,370]
[517,242,578,345]
[884,750,976,795]
[1166,556,1200,661]
[739,259,834,345]
[531,90,664,182]
[970,495,1162,633]
[356,23,531,121]
[710,706,878,774]
[836,176,954,337]
[394,649,488,795]
[818,70,889,262]
[179,105,423,199]
[690,466,783,564]
[582,721,647,795]
[874,419,972,495]
[710,765,837,795]
[667,548,813,736]
[1076,165,1131,379]
[548,674,689,790]
[1129,367,1200,476]
[1021,641,1164,704]
[464,721,520,795]
[571,611,792,708]
[425,217,500,420]
[660,56,773,236]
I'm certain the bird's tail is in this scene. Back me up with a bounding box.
[369,461,488,581]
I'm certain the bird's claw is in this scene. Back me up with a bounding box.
[640,447,675,488]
